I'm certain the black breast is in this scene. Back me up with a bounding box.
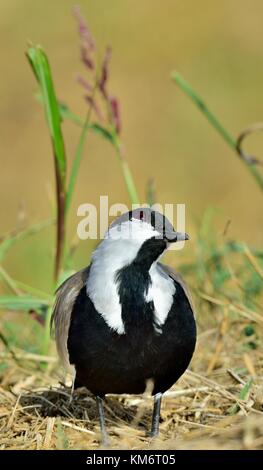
[68,280,196,397]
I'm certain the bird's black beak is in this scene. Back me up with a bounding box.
[165,231,189,243]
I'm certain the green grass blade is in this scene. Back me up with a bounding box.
[40,93,140,205]
[14,281,53,301]
[112,134,140,205]
[90,123,115,144]
[146,178,156,206]
[228,378,253,415]
[59,101,115,142]
[27,46,66,182]
[171,72,263,191]
[35,90,110,216]
[52,99,140,205]
[56,419,69,450]
[36,93,116,140]
[0,296,50,311]
[120,159,140,205]
[239,378,253,400]
[0,266,20,295]
[0,265,53,301]
[27,46,67,280]
[172,72,236,150]
[35,93,84,127]
[38,92,116,142]
[65,114,91,215]
[0,218,54,263]
[38,88,140,206]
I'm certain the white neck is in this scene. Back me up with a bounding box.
[86,219,175,334]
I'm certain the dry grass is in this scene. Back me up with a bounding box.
[1,308,263,450]
[1,234,263,449]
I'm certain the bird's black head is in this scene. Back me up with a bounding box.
[107,207,189,271]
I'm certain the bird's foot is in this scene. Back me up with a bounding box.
[99,427,110,447]
[146,429,159,439]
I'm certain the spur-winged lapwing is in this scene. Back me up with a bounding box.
[51,208,196,444]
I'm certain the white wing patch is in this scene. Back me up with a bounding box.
[145,262,176,332]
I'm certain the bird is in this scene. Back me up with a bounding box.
[51,208,196,445]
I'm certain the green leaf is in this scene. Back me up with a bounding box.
[56,419,69,450]
[228,378,253,415]
[27,45,67,280]
[58,102,115,143]
[27,46,66,183]
[0,296,50,312]
[89,122,115,144]
[37,88,140,205]
[239,378,253,400]
[37,92,115,142]
[36,93,115,214]
[171,71,263,192]
[59,103,115,144]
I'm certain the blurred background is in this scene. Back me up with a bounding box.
[1,0,263,291]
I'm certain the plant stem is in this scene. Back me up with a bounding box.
[64,78,99,270]
[65,62,100,216]
[171,72,263,191]
[65,110,92,215]
[0,266,21,295]
[112,134,140,205]
[54,165,66,281]
[146,178,156,206]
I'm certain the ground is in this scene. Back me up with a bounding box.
[1,304,263,450]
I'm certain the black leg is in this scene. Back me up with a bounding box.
[149,392,162,438]
[96,396,109,446]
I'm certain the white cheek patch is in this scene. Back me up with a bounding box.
[86,219,160,334]
[145,262,176,332]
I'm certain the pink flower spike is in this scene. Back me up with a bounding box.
[110,97,121,134]
[73,4,96,51]
[77,75,92,91]
[99,46,112,97]
[77,74,93,91]
[85,95,104,122]
[81,46,95,70]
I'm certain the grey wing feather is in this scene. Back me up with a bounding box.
[51,267,90,370]
[159,262,195,314]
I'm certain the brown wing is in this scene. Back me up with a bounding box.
[158,262,195,314]
[51,267,90,370]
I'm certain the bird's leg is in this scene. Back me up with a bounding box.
[149,392,162,438]
[68,369,77,404]
[96,396,110,446]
